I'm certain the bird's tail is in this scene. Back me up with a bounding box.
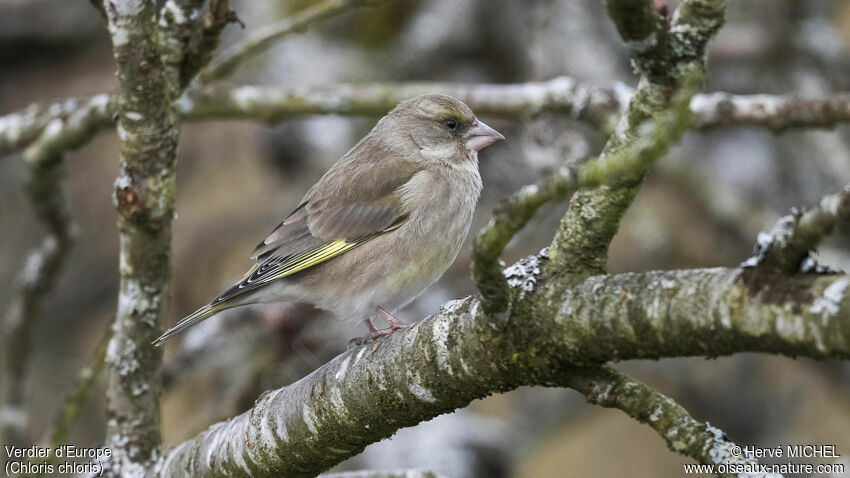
[154,265,267,347]
[152,303,226,347]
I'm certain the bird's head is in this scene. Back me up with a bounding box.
[385,94,504,165]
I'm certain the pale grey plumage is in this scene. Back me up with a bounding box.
[154,94,504,346]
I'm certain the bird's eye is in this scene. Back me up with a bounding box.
[444,119,457,130]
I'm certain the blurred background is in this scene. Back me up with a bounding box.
[1,0,849,476]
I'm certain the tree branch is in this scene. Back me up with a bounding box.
[102,0,183,474]
[545,75,701,274]
[320,471,449,478]
[0,124,77,450]
[546,0,726,275]
[157,265,849,477]
[472,75,696,313]
[185,0,237,86]
[603,0,672,82]
[690,92,850,131]
[0,94,114,158]
[181,78,621,127]
[564,366,761,478]
[159,0,207,92]
[159,0,238,90]
[198,0,379,84]
[472,167,577,314]
[46,326,112,449]
[7,81,850,158]
[743,184,850,273]
[670,0,728,67]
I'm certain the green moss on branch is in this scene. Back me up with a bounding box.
[564,366,757,478]
[157,266,850,477]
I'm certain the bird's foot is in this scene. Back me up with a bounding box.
[376,306,408,330]
[347,309,408,349]
[347,327,396,348]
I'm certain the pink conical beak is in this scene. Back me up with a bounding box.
[464,120,505,152]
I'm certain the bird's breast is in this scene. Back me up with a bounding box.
[397,167,480,241]
[297,167,482,320]
[382,167,481,290]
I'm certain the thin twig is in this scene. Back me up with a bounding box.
[0,94,114,157]
[690,93,850,131]
[7,82,850,158]
[0,131,77,448]
[564,366,766,478]
[46,325,113,448]
[199,0,380,83]
[743,184,850,272]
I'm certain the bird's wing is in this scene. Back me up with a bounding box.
[212,149,420,305]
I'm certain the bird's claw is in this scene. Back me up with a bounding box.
[347,321,408,349]
[347,307,409,349]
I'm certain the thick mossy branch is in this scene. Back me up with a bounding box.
[546,0,726,276]
[157,266,849,477]
[744,185,850,273]
[564,366,758,478]
[544,78,688,274]
[539,267,850,362]
[473,168,577,314]
[472,77,696,313]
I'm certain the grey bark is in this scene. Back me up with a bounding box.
[8,81,850,158]
[102,0,181,475]
[157,265,850,477]
[1,1,847,477]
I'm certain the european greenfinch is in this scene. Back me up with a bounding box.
[153,94,504,346]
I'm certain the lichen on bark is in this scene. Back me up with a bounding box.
[157,265,849,477]
[103,0,182,475]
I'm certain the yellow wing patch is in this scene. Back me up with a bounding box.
[271,239,362,280]
[213,213,409,306]
[270,212,409,280]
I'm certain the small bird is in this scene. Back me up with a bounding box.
[153,94,504,347]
